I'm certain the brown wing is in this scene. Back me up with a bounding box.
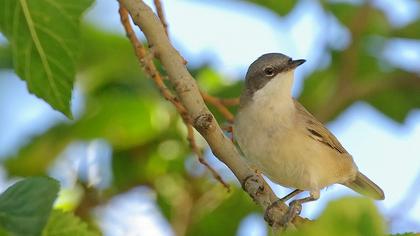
[293,99,348,154]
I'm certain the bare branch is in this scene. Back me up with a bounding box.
[118,5,229,190]
[119,0,308,228]
[153,0,169,36]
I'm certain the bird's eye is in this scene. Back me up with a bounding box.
[264,67,275,77]
[288,58,293,63]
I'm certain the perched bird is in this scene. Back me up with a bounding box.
[234,53,384,224]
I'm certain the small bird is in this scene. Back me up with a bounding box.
[234,53,384,224]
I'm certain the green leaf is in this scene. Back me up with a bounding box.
[246,0,298,16]
[42,210,99,236]
[284,197,385,236]
[0,0,94,117]
[0,177,60,236]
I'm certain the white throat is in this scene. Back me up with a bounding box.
[252,71,294,104]
[240,70,296,128]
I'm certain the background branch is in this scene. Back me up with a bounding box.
[153,0,169,36]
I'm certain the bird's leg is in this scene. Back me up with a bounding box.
[282,190,320,226]
[266,189,302,213]
[280,189,304,202]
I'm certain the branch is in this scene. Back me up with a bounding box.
[118,5,229,190]
[119,0,309,228]
[153,0,169,36]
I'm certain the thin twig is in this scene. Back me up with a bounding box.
[201,92,235,123]
[186,123,230,191]
[119,6,185,113]
[153,0,169,36]
[202,92,239,107]
[152,0,238,122]
[218,97,240,106]
[119,4,229,190]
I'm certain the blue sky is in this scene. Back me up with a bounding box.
[0,0,419,235]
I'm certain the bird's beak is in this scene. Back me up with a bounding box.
[290,59,306,69]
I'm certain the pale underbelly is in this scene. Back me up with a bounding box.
[235,122,356,191]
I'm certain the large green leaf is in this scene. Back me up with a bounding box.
[0,0,93,117]
[42,210,99,236]
[0,177,59,236]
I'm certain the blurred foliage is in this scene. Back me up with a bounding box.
[42,210,99,236]
[0,0,419,235]
[299,2,420,123]
[282,198,385,236]
[246,0,298,16]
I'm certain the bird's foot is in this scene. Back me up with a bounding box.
[281,200,302,227]
[264,199,287,228]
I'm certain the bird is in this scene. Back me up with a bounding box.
[233,53,384,224]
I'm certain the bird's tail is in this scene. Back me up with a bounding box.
[343,172,385,200]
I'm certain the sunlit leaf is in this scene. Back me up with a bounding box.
[0,0,94,117]
[42,210,99,236]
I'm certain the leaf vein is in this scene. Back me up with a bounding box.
[19,0,64,108]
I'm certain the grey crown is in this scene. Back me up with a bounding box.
[244,53,305,100]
